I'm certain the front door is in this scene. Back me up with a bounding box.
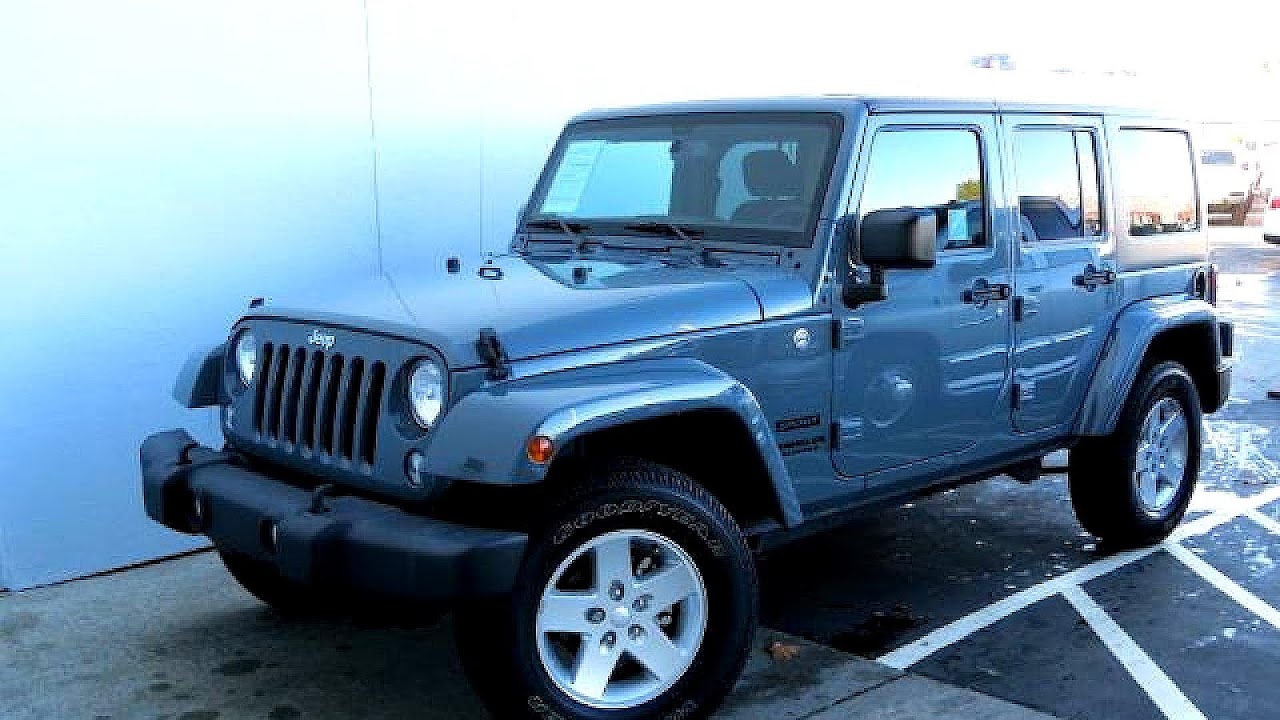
[1001,115,1118,432]
[832,114,1013,483]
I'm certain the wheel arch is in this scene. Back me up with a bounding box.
[423,357,802,529]
[1076,297,1226,436]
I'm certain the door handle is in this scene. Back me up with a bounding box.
[963,279,1011,305]
[1073,264,1116,290]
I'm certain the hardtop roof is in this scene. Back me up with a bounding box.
[569,94,1185,124]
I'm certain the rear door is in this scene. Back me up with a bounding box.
[1001,114,1118,432]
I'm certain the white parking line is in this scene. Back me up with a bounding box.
[1165,542,1280,630]
[879,482,1280,670]
[878,545,1158,670]
[1061,585,1208,720]
[1245,508,1280,537]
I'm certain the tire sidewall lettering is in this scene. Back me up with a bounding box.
[552,498,726,557]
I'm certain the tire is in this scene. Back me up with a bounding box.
[455,459,758,720]
[1069,361,1202,548]
[217,547,335,617]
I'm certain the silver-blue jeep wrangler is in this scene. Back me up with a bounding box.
[141,96,1233,719]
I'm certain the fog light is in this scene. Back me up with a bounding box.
[527,435,555,465]
[405,449,427,488]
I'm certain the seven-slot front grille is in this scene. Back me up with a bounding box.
[252,343,387,468]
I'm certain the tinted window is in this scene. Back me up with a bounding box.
[1013,129,1103,240]
[1115,129,1199,236]
[859,129,986,250]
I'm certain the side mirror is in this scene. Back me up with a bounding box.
[843,208,937,307]
[859,208,938,269]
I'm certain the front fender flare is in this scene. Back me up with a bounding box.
[424,357,802,527]
[173,343,226,409]
[1075,297,1220,436]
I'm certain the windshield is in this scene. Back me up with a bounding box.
[527,113,842,247]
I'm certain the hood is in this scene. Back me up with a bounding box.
[248,254,773,369]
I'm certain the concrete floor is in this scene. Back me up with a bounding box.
[0,551,1051,720]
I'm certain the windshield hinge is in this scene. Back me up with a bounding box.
[476,328,511,381]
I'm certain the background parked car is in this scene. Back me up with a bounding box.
[1200,146,1261,224]
[1264,193,1280,243]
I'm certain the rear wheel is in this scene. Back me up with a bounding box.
[1069,361,1202,547]
[455,460,758,720]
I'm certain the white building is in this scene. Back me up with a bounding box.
[5,0,1279,591]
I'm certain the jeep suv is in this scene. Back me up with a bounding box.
[141,96,1233,719]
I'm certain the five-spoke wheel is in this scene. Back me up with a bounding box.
[455,460,758,720]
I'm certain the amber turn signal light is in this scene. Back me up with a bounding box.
[527,435,555,464]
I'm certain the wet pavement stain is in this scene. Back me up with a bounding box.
[176,712,219,720]
[215,656,261,676]
[149,682,173,693]
[0,610,40,641]
[267,705,301,720]
[828,605,926,657]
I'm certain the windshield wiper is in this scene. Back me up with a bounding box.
[622,222,723,266]
[522,218,595,254]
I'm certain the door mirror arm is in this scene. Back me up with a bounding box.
[843,267,888,308]
[840,209,937,308]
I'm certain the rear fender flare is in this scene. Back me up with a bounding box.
[1075,297,1222,436]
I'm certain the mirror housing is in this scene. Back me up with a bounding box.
[842,208,938,308]
[859,208,938,269]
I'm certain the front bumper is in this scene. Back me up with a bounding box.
[140,430,527,600]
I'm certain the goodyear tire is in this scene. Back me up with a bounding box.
[1069,361,1202,548]
[455,459,758,720]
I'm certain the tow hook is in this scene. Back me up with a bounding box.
[308,483,336,514]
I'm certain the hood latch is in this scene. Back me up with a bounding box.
[476,328,511,381]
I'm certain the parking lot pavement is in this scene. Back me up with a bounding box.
[761,229,1280,720]
[0,551,1050,720]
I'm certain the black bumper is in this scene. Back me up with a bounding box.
[140,430,527,600]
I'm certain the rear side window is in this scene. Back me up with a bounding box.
[859,128,986,250]
[1013,128,1104,241]
[1114,129,1200,236]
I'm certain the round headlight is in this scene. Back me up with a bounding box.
[408,358,445,429]
[234,331,258,387]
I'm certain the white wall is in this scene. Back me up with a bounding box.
[0,2,385,589]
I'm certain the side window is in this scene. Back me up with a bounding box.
[859,128,986,250]
[1012,128,1104,241]
[1114,129,1199,236]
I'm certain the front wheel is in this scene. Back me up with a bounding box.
[456,460,758,720]
[1069,361,1202,548]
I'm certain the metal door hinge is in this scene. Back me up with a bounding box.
[1012,382,1034,409]
[834,317,866,349]
[831,418,865,450]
